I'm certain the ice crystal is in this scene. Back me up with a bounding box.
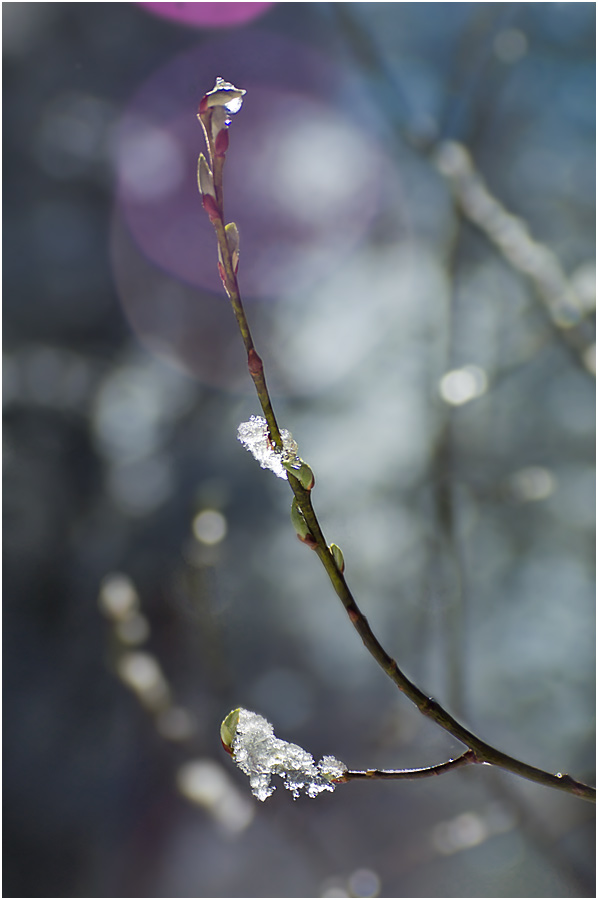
[205,77,246,114]
[230,708,347,801]
[237,415,298,479]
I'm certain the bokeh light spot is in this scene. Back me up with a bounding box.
[117,651,170,710]
[260,113,371,225]
[117,119,185,203]
[431,811,488,855]
[348,868,380,898]
[493,28,528,64]
[115,612,151,646]
[439,365,488,406]
[176,759,254,833]
[192,509,227,545]
[320,879,349,898]
[98,573,139,621]
[508,466,556,502]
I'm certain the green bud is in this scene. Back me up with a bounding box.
[225,222,240,272]
[291,497,312,542]
[197,153,215,198]
[225,222,239,251]
[283,458,315,491]
[329,543,345,573]
[220,707,240,753]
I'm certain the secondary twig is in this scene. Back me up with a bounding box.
[338,750,475,782]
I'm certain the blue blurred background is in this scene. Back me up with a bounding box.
[4,2,595,896]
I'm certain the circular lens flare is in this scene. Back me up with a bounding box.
[111,32,402,388]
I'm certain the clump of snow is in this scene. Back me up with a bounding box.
[230,708,347,801]
[237,416,299,480]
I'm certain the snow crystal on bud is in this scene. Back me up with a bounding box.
[205,77,246,114]
[237,415,298,479]
[319,756,348,782]
[230,708,347,801]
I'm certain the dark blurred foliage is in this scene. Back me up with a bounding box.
[3,3,595,898]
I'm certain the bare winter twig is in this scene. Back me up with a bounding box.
[197,78,595,804]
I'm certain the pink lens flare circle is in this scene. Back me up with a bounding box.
[111,33,402,385]
[115,95,388,299]
[136,2,275,28]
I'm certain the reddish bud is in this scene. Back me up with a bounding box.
[217,260,227,287]
[214,127,229,157]
[330,774,349,784]
[202,193,221,222]
[198,95,209,115]
[247,349,263,375]
[298,533,318,550]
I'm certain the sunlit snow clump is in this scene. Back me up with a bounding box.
[225,707,347,801]
[237,415,298,479]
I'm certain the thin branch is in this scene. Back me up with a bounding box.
[339,750,475,782]
[212,212,283,450]
[197,80,596,805]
